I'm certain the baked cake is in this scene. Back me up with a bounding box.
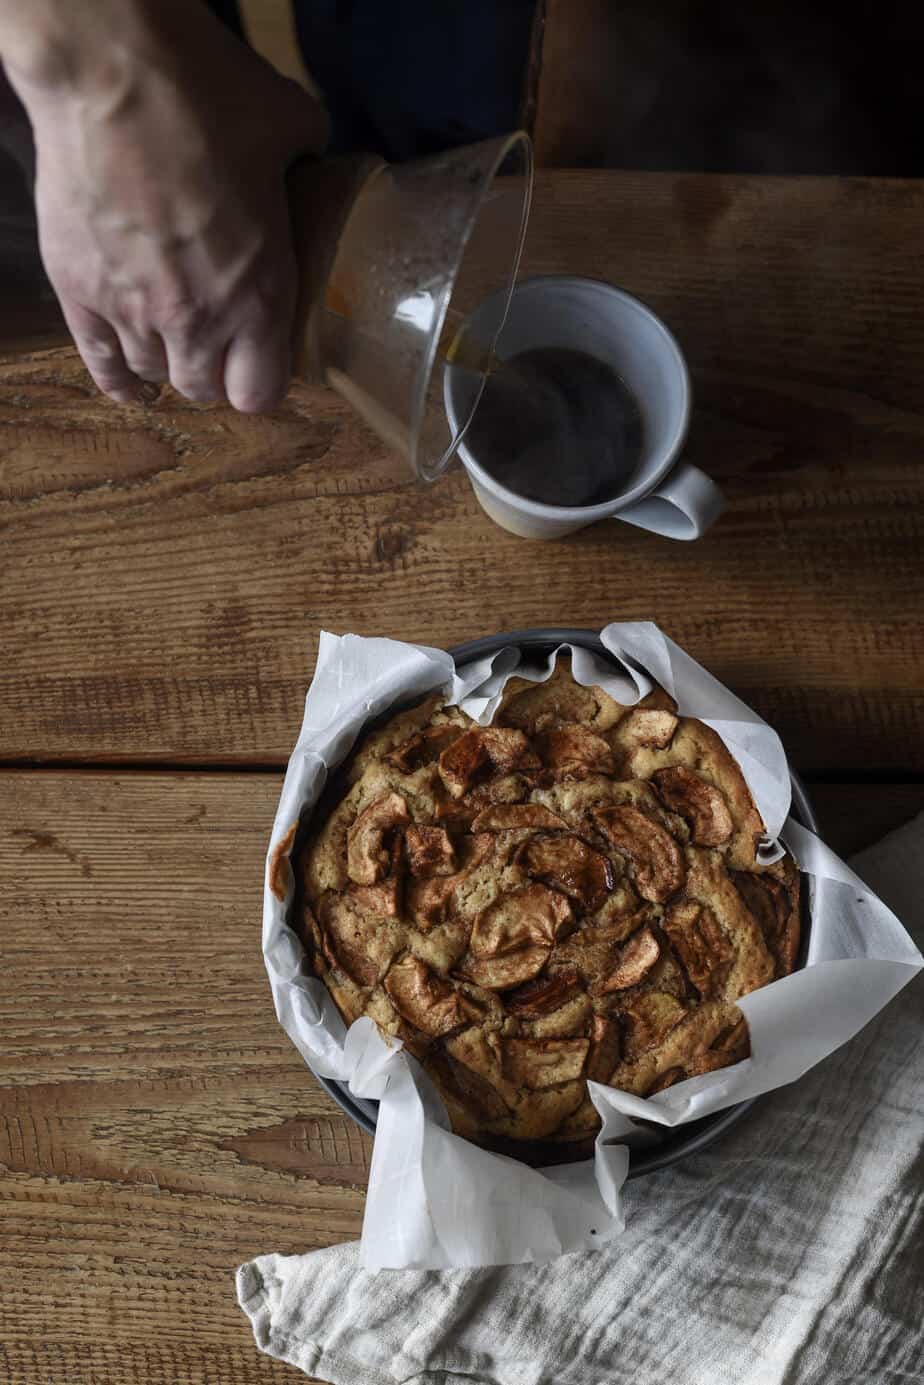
[297,658,801,1161]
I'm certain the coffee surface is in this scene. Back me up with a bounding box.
[463,345,645,507]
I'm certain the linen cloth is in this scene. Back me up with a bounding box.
[237,813,924,1385]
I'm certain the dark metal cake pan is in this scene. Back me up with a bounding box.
[309,627,818,1179]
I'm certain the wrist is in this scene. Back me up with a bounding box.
[0,0,183,102]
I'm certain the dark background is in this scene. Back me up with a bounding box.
[2,0,923,344]
[216,0,924,175]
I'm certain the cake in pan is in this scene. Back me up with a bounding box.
[297,658,801,1161]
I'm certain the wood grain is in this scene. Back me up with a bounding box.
[0,772,369,1385]
[2,172,923,772]
[1,771,919,1384]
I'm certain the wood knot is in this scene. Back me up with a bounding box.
[375,523,412,563]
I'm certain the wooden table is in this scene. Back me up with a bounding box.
[2,170,923,1384]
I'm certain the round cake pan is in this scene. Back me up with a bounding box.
[311,627,819,1179]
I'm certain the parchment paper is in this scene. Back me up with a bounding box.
[262,623,923,1268]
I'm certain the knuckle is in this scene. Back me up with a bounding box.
[240,271,290,328]
[258,284,293,329]
[241,295,277,333]
[80,335,121,364]
[158,297,211,341]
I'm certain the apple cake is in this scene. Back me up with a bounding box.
[297,657,801,1161]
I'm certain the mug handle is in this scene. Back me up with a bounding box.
[614,462,725,540]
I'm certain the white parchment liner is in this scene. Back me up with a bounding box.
[262,623,923,1269]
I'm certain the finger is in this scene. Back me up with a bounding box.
[163,331,227,404]
[223,323,290,414]
[60,300,149,404]
[115,326,169,384]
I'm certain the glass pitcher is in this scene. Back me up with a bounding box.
[287,131,533,480]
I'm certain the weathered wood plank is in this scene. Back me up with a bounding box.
[1,172,922,770]
[1,770,918,1383]
[0,772,366,1384]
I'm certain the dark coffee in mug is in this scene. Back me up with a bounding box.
[462,345,645,507]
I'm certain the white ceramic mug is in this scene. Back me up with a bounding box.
[445,275,723,540]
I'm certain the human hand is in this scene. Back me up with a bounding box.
[6,1,328,411]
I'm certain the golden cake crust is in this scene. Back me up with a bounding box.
[298,658,802,1160]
